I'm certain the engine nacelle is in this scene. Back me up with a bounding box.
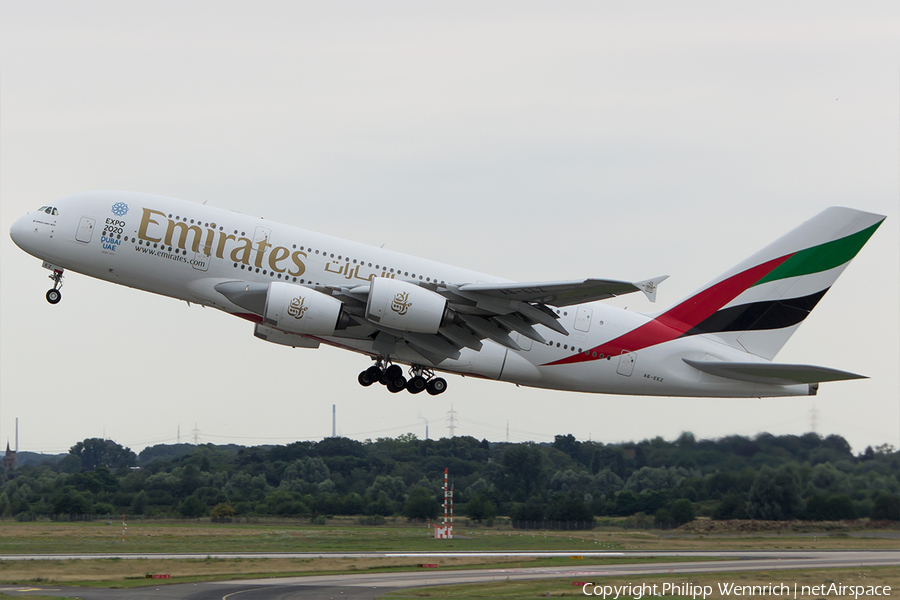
[254,324,321,349]
[365,278,452,333]
[264,282,344,336]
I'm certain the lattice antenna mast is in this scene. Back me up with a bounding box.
[809,404,819,434]
[446,405,458,438]
[191,422,201,444]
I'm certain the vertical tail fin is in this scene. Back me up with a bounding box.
[664,207,885,359]
[544,207,884,368]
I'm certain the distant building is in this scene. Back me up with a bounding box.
[3,442,16,471]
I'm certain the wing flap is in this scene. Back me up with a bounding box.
[683,359,866,385]
[458,314,522,350]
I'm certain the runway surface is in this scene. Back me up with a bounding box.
[0,551,896,599]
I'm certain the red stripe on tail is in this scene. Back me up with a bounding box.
[544,254,792,367]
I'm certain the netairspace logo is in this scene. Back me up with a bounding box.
[581,582,893,599]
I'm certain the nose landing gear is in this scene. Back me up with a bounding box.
[46,269,64,304]
[357,359,447,395]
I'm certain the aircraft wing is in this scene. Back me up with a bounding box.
[330,275,667,361]
[457,276,669,305]
[682,359,866,385]
[211,274,668,366]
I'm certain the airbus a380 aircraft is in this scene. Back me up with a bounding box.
[10,192,884,398]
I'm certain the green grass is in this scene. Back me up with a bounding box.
[0,556,716,589]
[2,519,894,555]
[0,522,633,554]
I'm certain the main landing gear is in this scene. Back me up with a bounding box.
[357,359,447,395]
[46,269,64,304]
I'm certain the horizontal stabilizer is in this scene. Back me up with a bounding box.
[683,359,866,385]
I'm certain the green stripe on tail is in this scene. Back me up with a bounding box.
[753,221,882,287]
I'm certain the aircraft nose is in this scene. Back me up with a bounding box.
[10,213,36,254]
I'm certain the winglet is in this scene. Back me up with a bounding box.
[634,275,668,303]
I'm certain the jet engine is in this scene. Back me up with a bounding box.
[365,278,454,333]
[264,282,345,336]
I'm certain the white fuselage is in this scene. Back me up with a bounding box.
[10,191,810,398]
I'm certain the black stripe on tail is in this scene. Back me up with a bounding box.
[682,289,828,337]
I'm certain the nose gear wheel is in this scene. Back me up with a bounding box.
[46,269,65,304]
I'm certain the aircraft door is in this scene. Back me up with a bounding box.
[574,306,593,332]
[616,351,636,376]
[192,252,210,272]
[75,217,95,243]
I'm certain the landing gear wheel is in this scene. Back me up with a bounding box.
[366,365,383,381]
[358,371,375,387]
[385,365,403,380]
[46,268,65,304]
[387,376,407,393]
[426,377,447,396]
[407,376,427,394]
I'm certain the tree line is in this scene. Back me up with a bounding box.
[1,432,898,524]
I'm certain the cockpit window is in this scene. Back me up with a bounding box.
[37,206,58,215]
[38,206,48,212]
[51,208,58,215]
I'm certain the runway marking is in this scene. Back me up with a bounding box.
[222,587,268,599]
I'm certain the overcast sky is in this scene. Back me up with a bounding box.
[1,2,897,456]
